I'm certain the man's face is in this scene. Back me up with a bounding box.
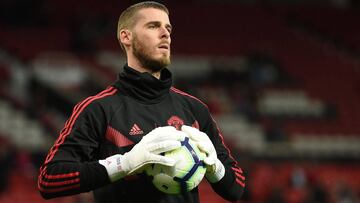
[131,8,172,72]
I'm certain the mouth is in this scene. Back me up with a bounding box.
[158,44,170,50]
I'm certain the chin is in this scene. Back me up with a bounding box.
[155,55,171,65]
[143,57,171,72]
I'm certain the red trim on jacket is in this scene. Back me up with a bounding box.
[38,86,117,193]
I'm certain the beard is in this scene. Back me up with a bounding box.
[132,34,171,72]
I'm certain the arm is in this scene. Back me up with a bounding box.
[203,117,245,201]
[182,113,245,202]
[38,100,110,199]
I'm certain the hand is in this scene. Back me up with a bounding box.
[100,126,186,182]
[181,125,225,183]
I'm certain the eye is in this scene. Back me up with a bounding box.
[148,25,156,29]
[166,25,172,34]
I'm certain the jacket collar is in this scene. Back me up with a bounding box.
[113,64,172,103]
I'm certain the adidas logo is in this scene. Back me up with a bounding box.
[129,124,144,135]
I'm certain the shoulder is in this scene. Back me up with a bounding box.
[72,86,120,116]
[169,86,209,112]
[83,86,118,105]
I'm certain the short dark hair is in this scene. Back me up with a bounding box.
[117,1,169,51]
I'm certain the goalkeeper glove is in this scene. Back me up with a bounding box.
[181,125,225,183]
[99,126,186,182]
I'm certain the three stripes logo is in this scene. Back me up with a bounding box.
[129,124,144,135]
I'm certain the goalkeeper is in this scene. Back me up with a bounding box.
[38,1,245,202]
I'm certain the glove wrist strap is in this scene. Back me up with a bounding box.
[206,159,225,183]
[99,154,127,182]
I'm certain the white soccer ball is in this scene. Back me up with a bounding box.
[146,137,207,194]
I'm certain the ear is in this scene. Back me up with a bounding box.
[119,29,132,48]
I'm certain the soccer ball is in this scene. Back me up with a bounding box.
[146,137,207,194]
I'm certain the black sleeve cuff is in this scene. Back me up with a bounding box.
[210,167,244,202]
[80,161,111,191]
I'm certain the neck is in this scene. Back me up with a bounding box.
[127,55,161,79]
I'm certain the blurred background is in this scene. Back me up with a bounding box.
[0,0,359,202]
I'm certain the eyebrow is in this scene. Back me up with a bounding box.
[145,21,172,32]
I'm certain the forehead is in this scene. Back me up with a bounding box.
[135,8,170,25]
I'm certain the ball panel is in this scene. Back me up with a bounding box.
[186,164,206,189]
[146,137,207,194]
[153,173,181,194]
[167,147,194,173]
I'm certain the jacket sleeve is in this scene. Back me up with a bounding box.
[38,99,111,199]
[198,107,246,202]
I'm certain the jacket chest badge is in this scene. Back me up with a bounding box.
[167,116,184,130]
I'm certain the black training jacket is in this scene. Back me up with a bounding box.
[38,65,245,203]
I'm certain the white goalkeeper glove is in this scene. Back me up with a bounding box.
[181,125,225,183]
[99,126,186,182]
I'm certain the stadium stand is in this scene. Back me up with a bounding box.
[0,1,359,202]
